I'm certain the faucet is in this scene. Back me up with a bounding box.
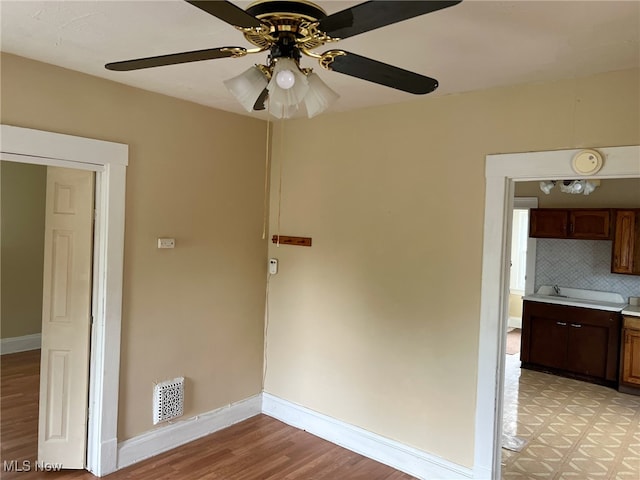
[553,284,560,295]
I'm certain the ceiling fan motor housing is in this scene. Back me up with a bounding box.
[269,34,302,61]
[246,0,327,21]
[243,0,329,54]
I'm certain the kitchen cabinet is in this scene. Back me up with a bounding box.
[529,209,567,238]
[620,315,640,394]
[612,209,640,275]
[529,208,611,240]
[521,300,621,386]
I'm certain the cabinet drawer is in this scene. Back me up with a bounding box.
[624,315,640,330]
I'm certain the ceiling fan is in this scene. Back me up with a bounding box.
[106,0,462,117]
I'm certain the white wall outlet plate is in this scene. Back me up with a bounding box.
[157,238,175,249]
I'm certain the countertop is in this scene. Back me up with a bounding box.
[622,305,640,317]
[523,286,627,313]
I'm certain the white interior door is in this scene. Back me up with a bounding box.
[38,167,94,468]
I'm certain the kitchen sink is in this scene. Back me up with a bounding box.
[523,286,627,313]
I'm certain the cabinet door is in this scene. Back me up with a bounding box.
[529,209,568,238]
[612,210,637,274]
[565,323,608,378]
[528,317,568,369]
[570,210,611,239]
[621,328,640,386]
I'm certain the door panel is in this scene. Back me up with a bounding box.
[622,329,640,385]
[565,323,608,378]
[38,167,94,468]
[570,210,611,239]
[528,316,567,369]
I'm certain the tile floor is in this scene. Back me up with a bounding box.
[501,354,640,479]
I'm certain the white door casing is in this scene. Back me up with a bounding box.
[1,124,127,476]
[475,146,640,479]
[38,167,94,468]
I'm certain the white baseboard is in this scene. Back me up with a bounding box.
[117,393,481,478]
[0,333,41,355]
[116,394,262,470]
[262,392,473,480]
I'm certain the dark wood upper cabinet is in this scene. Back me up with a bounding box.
[612,209,640,275]
[529,209,568,238]
[529,208,611,240]
[570,209,611,239]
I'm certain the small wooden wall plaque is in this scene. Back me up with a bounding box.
[272,235,312,247]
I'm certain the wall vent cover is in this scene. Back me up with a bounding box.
[153,376,184,425]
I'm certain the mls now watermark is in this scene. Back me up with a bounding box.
[3,460,63,472]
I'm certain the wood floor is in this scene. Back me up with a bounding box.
[1,350,415,479]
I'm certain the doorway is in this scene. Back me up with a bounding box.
[0,124,127,476]
[1,162,94,468]
[500,179,640,477]
[473,145,640,478]
[508,198,538,330]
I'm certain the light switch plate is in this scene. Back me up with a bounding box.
[157,238,175,249]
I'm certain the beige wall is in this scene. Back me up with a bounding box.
[508,292,523,319]
[264,69,640,467]
[3,49,638,470]
[1,161,47,338]
[515,178,640,207]
[0,53,268,440]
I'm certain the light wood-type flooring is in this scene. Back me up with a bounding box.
[1,350,415,479]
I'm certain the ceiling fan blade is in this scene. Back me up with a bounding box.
[105,46,246,71]
[322,50,438,94]
[317,1,462,40]
[185,0,267,29]
[253,88,269,111]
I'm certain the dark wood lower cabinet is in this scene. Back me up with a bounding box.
[528,316,567,370]
[566,322,609,379]
[521,300,621,387]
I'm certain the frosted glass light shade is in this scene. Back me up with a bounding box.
[539,180,556,194]
[268,102,301,119]
[267,58,309,107]
[303,73,339,118]
[223,66,268,112]
[560,180,585,194]
[583,180,598,195]
[225,59,341,118]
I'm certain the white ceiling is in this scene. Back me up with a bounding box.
[1,0,639,118]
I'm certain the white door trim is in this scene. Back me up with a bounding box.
[475,145,640,478]
[513,197,538,296]
[1,124,127,476]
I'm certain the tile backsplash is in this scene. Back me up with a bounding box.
[534,239,640,302]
